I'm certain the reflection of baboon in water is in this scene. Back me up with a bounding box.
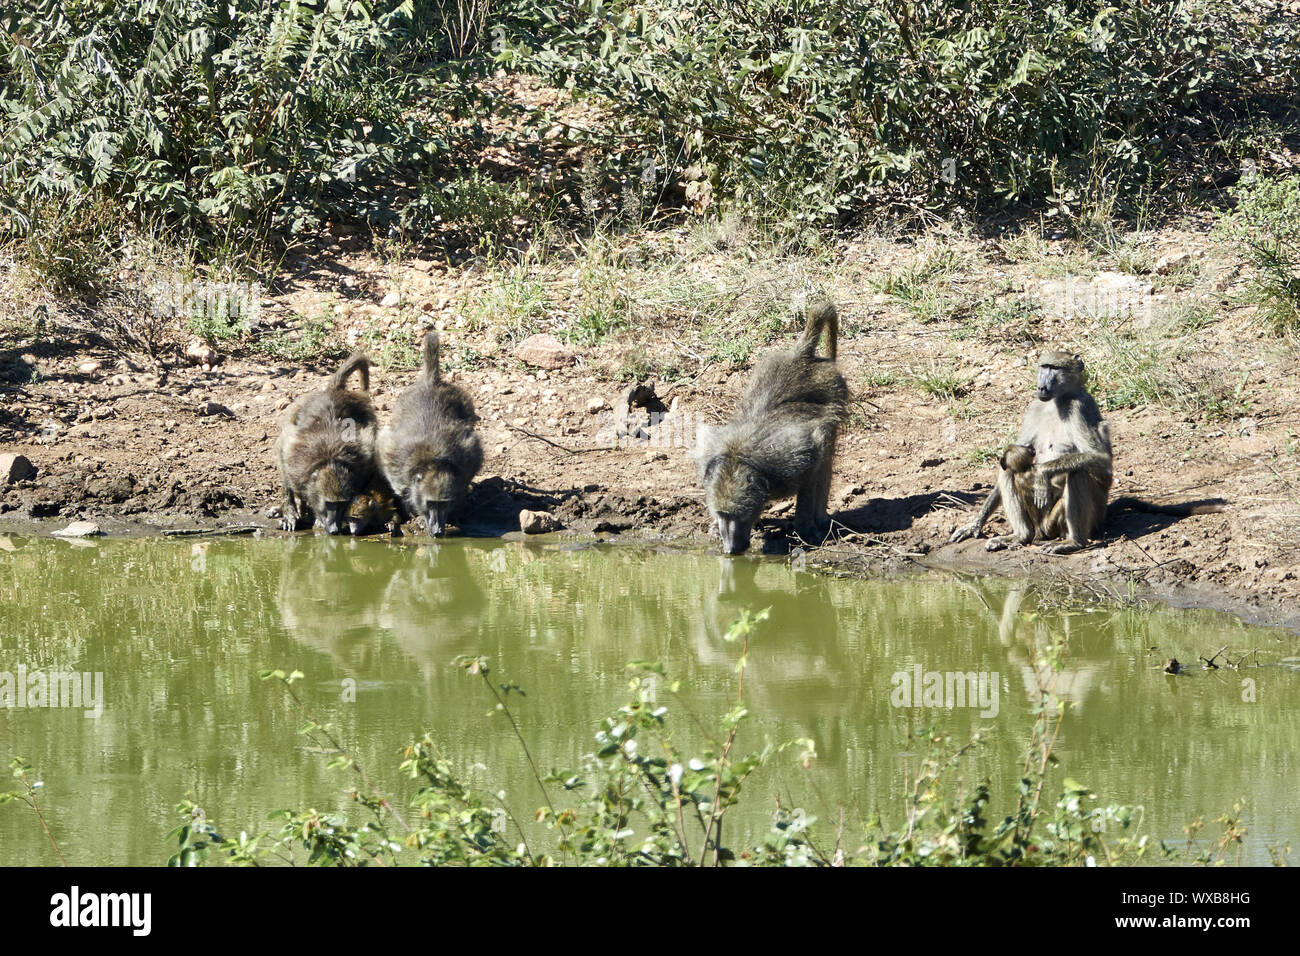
[275,537,392,666]
[694,301,848,555]
[274,353,378,534]
[377,544,487,667]
[952,351,1223,553]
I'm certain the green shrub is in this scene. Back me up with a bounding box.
[0,0,436,250]
[1223,174,1300,331]
[503,0,1295,225]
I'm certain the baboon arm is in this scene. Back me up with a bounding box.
[1035,449,1111,478]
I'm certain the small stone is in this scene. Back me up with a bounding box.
[1154,252,1191,275]
[53,521,102,538]
[514,334,575,370]
[380,292,402,308]
[519,509,561,534]
[0,453,35,484]
[586,397,609,414]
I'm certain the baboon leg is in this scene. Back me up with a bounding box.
[997,469,1037,546]
[793,451,833,544]
[280,489,304,532]
[1039,496,1067,540]
[1042,472,1107,554]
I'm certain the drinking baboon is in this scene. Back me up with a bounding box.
[377,332,482,536]
[346,478,403,536]
[694,300,848,555]
[274,352,378,534]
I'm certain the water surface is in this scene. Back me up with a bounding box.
[0,535,1295,865]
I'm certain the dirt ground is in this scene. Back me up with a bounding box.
[2,224,1299,633]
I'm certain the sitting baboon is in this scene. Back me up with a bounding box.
[951,351,1223,553]
[274,353,378,535]
[951,351,1113,553]
[377,332,483,536]
[694,300,848,555]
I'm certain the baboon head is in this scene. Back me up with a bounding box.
[1036,351,1084,402]
[1000,444,1036,473]
[408,458,464,536]
[306,461,368,535]
[346,490,396,536]
[701,454,768,555]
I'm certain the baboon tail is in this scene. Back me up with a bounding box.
[333,352,370,392]
[422,332,440,383]
[1109,496,1227,518]
[799,300,838,361]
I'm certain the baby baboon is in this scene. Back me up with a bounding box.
[346,478,402,536]
[994,442,1071,543]
[694,300,848,555]
[274,352,378,534]
[377,332,482,536]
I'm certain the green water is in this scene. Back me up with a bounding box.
[0,535,1295,866]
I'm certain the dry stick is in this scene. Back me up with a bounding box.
[503,421,606,455]
[1200,645,1228,670]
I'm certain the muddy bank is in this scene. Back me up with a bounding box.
[1,340,1296,636]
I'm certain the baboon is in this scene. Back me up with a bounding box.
[346,478,402,536]
[377,332,483,536]
[694,300,848,555]
[951,351,1222,552]
[274,352,378,534]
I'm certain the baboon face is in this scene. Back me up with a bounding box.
[307,462,365,535]
[704,456,766,555]
[410,464,461,536]
[1036,352,1083,402]
[346,492,393,536]
[1000,444,1035,473]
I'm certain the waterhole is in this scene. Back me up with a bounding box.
[0,535,1295,865]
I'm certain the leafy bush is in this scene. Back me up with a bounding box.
[1222,173,1300,331]
[158,612,1175,868]
[502,0,1295,225]
[0,0,437,249]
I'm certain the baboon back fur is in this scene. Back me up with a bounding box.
[694,301,847,553]
[377,332,483,535]
[275,352,379,533]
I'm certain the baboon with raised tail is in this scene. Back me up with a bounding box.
[274,352,378,534]
[377,332,483,536]
[694,301,848,555]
